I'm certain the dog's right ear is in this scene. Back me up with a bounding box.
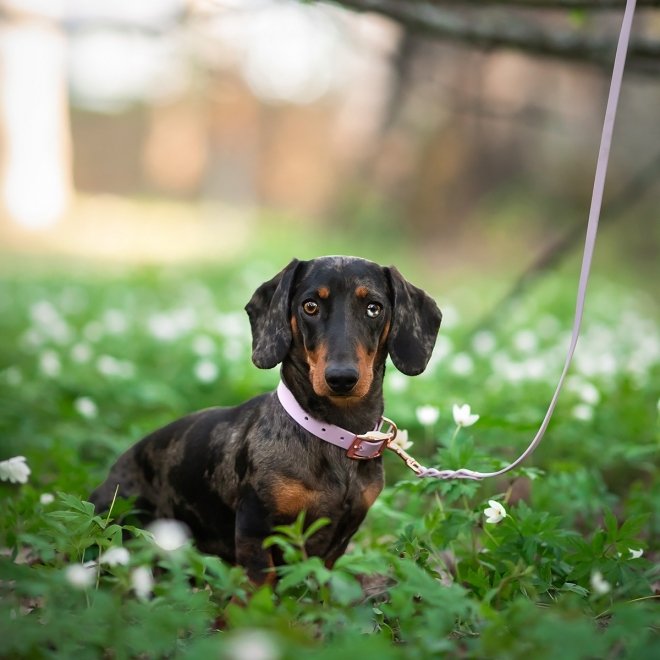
[245,259,302,369]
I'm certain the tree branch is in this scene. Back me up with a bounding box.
[423,0,660,9]
[328,1,660,74]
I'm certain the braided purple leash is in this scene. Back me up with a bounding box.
[417,0,638,481]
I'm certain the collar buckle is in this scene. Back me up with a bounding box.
[346,417,398,460]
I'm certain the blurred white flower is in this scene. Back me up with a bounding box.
[148,313,181,342]
[390,429,412,451]
[567,377,601,406]
[513,329,538,354]
[416,405,439,427]
[629,548,644,559]
[40,492,55,505]
[70,343,92,363]
[131,566,154,600]
[194,360,219,383]
[226,630,279,660]
[74,396,98,419]
[65,564,95,590]
[484,500,507,524]
[590,570,611,595]
[215,312,246,340]
[39,350,61,377]
[440,304,459,330]
[192,334,215,356]
[97,355,135,378]
[29,300,71,343]
[386,371,408,393]
[30,300,59,326]
[103,309,128,334]
[99,547,130,567]
[472,330,496,356]
[148,519,190,552]
[450,353,474,376]
[452,404,480,428]
[0,456,31,484]
[223,338,247,363]
[572,403,594,422]
[522,358,546,381]
[148,309,196,342]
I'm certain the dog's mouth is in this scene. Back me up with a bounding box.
[327,392,363,407]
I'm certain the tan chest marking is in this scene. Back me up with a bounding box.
[271,477,319,517]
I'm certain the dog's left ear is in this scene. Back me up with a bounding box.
[384,266,442,376]
[245,259,302,369]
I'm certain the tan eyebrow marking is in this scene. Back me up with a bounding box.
[355,286,369,299]
[317,287,330,299]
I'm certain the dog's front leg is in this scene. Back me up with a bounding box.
[235,484,275,585]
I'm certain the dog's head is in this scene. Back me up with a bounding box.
[246,256,441,403]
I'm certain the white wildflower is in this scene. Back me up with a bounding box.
[452,403,480,428]
[390,429,412,451]
[440,304,459,330]
[65,564,95,590]
[513,329,538,354]
[148,313,180,342]
[97,355,134,378]
[226,630,280,660]
[74,396,98,419]
[99,547,130,567]
[572,403,594,422]
[39,350,61,378]
[415,405,440,427]
[522,358,546,381]
[192,334,215,356]
[70,343,92,363]
[147,519,190,552]
[30,300,59,326]
[629,548,644,559]
[40,492,55,505]
[223,339,247,363]
[590,570,611,595]
[483,500,507,524]
[386,371,408,393]
[194,360,219,383]
[0,456,31,484]
[472,330,496,356]
[131,566,154,600]
[215,312,246,340]
[103,309,128,334]
[567,377,601,406]
[148,309,196,342]
[450,352,474,376]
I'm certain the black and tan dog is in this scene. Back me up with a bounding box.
[90,256,441,583]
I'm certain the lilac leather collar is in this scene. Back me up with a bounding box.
[276,380,396,460]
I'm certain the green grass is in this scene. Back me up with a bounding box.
[0,246,658,659]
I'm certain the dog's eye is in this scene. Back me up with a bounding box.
[302,300,319,316]
[366,303,382,318]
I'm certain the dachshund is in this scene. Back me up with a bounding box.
[90,256,441,583]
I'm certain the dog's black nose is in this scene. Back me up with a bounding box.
[325,366,359,395]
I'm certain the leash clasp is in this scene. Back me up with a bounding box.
[347,417,397,460]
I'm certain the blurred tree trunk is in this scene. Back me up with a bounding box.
[0,18,72,229]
